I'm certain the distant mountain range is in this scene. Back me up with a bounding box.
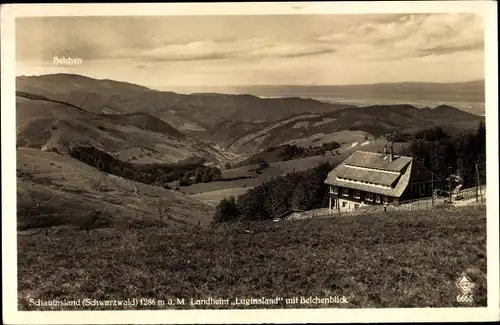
[161,80,485,116]
[233,80,485,101]
[16,74,484,156]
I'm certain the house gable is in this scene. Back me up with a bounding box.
[408,159,435,183]
[400,160,441,200]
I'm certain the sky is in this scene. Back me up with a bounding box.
[16,14,485,89]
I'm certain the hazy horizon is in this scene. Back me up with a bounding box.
[15,72,485,91]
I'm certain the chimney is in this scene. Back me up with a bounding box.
[390,143,394,162]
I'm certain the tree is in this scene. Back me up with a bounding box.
[476,120,486,162]
[210,167,222,181]
[257,158,270,169]
[194,168,203,183]
[179,174,191,186]
[403,121,486,188]
[290,180,309,210]
[214,197,240,222]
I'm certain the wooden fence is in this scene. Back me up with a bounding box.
[455,185,486,201]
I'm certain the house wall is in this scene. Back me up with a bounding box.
[329,185,396,212]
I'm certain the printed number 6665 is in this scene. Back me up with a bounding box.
[456,295,474,303]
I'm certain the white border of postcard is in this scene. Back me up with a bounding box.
[2,1,499,324]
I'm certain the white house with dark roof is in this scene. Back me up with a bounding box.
[324,146,441,212]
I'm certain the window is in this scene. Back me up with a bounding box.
[353,191,361,199]
[366,193,374,202]
[342,188,349,197]
[342,201,347,208]
[375,195,381,203]
[383,196,388,204]
[331,186,338,194]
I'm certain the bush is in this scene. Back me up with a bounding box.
[257,158,270,169]
[214,197,240,223]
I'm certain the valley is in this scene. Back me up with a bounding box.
[15,73,485,230]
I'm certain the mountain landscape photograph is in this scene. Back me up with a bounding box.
[10,7,492,318]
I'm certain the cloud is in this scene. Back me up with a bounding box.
[316,13,484,60]
[248,44,336,58]
[127,38,260,62]
[123,38,336,62]
[414,42,484,57]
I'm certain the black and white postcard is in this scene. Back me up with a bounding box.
[1,2,498,324]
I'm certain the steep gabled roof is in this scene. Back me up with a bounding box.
[324,151,413,197]
[342,151,412,172]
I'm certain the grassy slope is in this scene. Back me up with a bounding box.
[16,94,226,164]
[191,187,253,206]
[284,130,372,148]
[18,205,486,309]
[17,147,215,229]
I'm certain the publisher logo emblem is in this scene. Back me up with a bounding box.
[456,274,474,295]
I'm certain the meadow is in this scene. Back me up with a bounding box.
[18,205,486,310]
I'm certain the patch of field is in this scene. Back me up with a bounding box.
[285,130,372,148]
[181,178,263,195]
[350,138,409,154]
[18,205,486,310]
[312,117,337,127]
[292,121,310,129]
[191,187,253,205]
[178,122,206,132]
[222,165,259,179]
[260,154,346,178]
